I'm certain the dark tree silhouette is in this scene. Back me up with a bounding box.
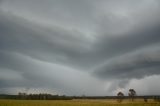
[117,91,124,103]
[128,89,136,102]
[144,97,148,102]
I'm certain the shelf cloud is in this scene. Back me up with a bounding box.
[0,0,160,96]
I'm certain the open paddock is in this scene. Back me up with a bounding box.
[0,99,160,106]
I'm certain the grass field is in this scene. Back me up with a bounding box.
[0,99,160,106]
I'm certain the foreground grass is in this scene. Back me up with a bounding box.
[0,99,160,106]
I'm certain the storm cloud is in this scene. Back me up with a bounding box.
[0,0,160,96]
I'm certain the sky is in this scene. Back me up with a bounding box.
[0,0,160,96]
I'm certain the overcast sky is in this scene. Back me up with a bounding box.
[0,0,160,96]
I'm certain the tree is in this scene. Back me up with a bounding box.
[128,89,136,102]
[144,97,148,102]
[117,91,124,103]
[18,92,27,99]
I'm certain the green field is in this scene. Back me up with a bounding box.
[0,99,160,106]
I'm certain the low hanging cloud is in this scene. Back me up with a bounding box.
[0,0,160,96]
[93,45,160,79]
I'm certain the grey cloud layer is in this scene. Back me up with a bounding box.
[0,0,160,95]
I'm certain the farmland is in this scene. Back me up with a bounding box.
[0,99,160,106]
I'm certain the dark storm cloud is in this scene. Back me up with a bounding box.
[0,11,105,95]
[93,45,160,79]
[91,23,160,62]
[0,10,94,69]
[92,23,160,80]
[0,0,160,95]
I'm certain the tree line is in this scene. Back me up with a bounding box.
[0,89,160,101]
[117,89,136,102]
[0,93,72,100]
[117,88,160,103]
